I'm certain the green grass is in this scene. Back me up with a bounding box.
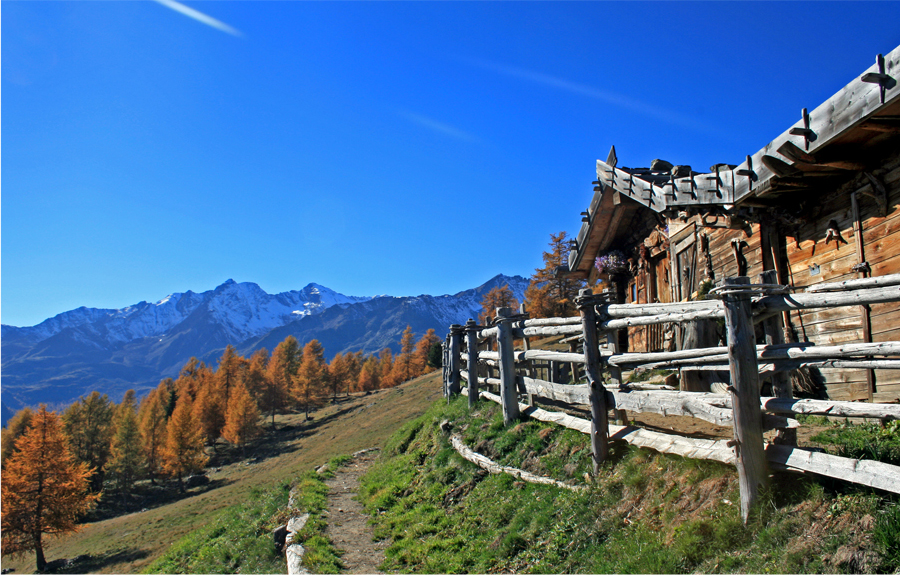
[811,419,900,466]
[360,395,900,573]
[143,466,343,574]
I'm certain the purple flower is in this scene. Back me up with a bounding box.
[594,251,628,274]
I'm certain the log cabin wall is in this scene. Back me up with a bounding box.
[781,149,900,401]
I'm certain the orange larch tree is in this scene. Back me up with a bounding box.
[525,231,585,318]
[1,406,100,572]
[293,340,327,419]
[478,284,520,324]
[162,395,208,493]
[327,352,350,402]
[1,407,35,469]
[192,382,225,451]
[413,328,441,375]
[378,348,398,388]
[394,325,416,383]
[215,344,247,406]
[222,381,261,458]
[357,355,381,392]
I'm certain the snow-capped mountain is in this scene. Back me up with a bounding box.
[1,275,528,422]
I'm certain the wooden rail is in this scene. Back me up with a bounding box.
[445,274,900,522]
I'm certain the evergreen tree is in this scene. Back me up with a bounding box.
[222,381,261,458]
[525,231,585,318]
[138,383,169,485]
[162,395,207,493]
[413,329,441,375]
[294,340,327,419]
[62,391,114,492]
[1,406,99,572]
[107,400,143,503]
[426,339,443,369]
[1,407,34,469]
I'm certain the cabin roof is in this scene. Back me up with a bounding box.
[568,44,900,279]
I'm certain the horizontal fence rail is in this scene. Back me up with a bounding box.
[443,274,900,522]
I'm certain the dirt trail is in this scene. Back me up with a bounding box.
[323,451,387,574]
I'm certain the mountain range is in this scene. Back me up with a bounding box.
[1,274,528,423]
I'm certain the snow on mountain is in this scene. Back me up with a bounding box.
[3,279,375,347]
[0,274,527,422]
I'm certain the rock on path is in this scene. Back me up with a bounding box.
[323,451,387,574]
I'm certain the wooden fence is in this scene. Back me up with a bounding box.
[442,274,900,522]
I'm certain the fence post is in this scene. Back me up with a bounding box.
[577,289,610,471]
[466,318,479,409]
[759,270,796,446]
[496,307,520,425]
[601,288,629,425]
[442,338,449,399]
[448,325,463,396]
[721,277,768,523]
[520,303,535,406]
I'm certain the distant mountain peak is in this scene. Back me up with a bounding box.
[1,274,530,425]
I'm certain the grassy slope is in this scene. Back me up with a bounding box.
[360,396,900,574]
[1,372,442,574]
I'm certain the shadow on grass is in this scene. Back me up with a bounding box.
[42,547,150,574]
[85,477,234,523]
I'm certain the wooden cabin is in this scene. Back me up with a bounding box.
[567,45,900,402]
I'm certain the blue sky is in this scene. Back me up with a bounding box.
[3,1,900,327]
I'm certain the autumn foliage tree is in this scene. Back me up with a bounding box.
[392,325,416,383]
[413,328,441,375]
[525,231,585,318]
[1,407,34,469]
[478,284,520,324]
[294,340,327,418]
[1,406,100,572]
[222,381,261,458]
[162,395,207,492]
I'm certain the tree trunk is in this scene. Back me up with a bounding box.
[34,531,46,572]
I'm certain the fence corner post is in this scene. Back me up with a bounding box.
[448,325,463,397]
[721,276,769,523]
[495,307,520,425]
[577,288,610,472]
[465,318,479,409]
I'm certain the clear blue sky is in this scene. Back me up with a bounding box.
[4,1,900,327]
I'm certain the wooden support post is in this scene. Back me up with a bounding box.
[601,288,629,425]
[448,325,463,396]
[851,191,876,401]
[577,289,610,472]
[466,319,479,409]
[721,277,768,523]
[442,338,450,399]
[496,307,520,425]
[758,270,796,446]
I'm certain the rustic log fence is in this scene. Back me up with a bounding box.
[442,274,900,522]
